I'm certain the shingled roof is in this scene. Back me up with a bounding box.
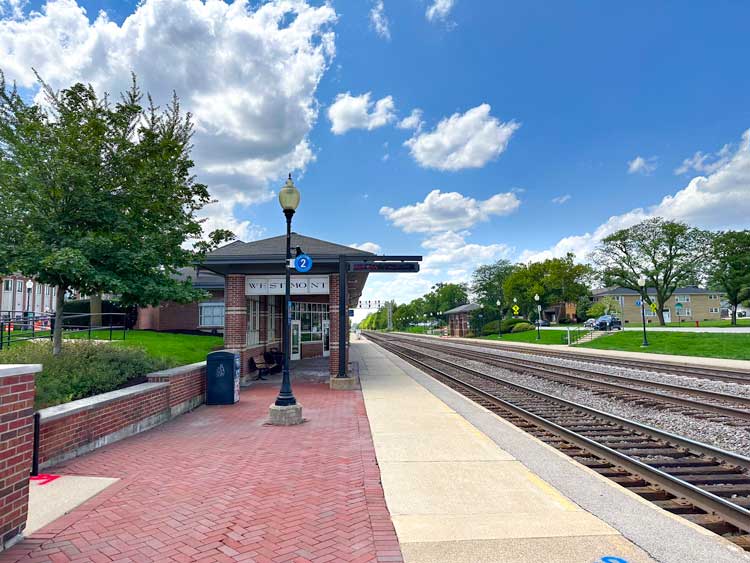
[207,233,374,259]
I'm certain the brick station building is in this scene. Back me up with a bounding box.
[198,233,375,380]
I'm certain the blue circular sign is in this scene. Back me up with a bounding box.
[294,254,313,273]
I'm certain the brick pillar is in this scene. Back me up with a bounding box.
[0,365,38,551]
[329,274,340,376]
[224,274,248,377]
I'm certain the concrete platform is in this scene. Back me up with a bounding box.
[355,340,750,563]
[410,332,750,372]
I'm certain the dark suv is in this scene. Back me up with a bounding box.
[595,315,622,331]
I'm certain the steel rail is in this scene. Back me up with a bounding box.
[369,334,750,532]
[385,335,750,421]
[394,332,750,384]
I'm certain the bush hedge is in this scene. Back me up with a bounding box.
[481,320,500,335]
[500,318,529,333]
[511,322,535,333]
[0,341,168,408]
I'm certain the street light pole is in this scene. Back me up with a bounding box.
[276,175,300,408]
[639,275,649,348]
[534,293,541,341]
[496,299,501,339]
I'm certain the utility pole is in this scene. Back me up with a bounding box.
[387,302,393,331]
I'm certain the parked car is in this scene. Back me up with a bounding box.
[595,315,622,331]
[583,318,596,328]
[534,319,550,327]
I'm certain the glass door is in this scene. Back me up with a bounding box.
[322,320,330,357]
[291,320,301,361]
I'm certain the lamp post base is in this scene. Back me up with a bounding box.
[268,403,304,426]
[330,376,358,390]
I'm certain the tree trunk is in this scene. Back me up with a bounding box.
[90,293,102,328]
[656,302,666,326]
[732,305,737,326]
[52,286,65,356]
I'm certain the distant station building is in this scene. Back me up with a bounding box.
[444,303,480,337]
[1,275,59,319]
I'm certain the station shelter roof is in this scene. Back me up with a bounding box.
[444,303,481,315]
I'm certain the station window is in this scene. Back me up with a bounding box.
[247,297,261,345]
[16,281,22,292]
[291,302,329,342]
[267,299,277,342]
[3,280,10,292]
[45,286,51,295]
[36,284,42,294]
[199,302,225,328]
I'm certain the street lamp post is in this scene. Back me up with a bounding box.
[275,175,300,409]
[534,293,541,341]
[638,275,649,347]
[25,280,33,322]
[496,299,502,339]
[479,303,484,337]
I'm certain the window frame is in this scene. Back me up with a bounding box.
[247,297,261,345]
[198,302,225,328]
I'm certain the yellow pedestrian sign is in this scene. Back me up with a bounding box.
[512,305,520,315]
[650,303,658,313]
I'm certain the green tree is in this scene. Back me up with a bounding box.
[0,73,233,354]
[471,259,516,320]
[592,218,710,326]
[586,296,621,319]
[423,282,468,316]
[709,230,750,325]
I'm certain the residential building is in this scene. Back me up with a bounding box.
[592,286,723,324]
[444,303,480,337]
[0,275,59,320]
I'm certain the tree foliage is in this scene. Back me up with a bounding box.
[0,72,233,353]
[592,218,710,325]
[471,259,516,319]
[709,230,750,325]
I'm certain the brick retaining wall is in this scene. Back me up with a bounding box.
[37,362,206,469]
[0,364,40,552]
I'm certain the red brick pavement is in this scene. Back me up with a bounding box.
[0,384,403,563]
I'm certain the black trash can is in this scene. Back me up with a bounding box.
[206,351,240,405]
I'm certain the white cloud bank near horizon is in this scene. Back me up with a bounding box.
[0,0,338,242]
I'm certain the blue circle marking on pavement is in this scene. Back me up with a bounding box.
[600,557,628,563]
[294,254,313,272]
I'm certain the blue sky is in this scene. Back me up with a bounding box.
[2,0,750,313]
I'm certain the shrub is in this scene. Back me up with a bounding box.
[0,341,168,408]
[500,318,528,333]
[511,322,535,333]
[481,320,500,335]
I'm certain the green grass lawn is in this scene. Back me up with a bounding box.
[110,330,224,365]
[625,318,750,328]
[576,330,750,360]
[2,329,224,366]
[480,329,581,345]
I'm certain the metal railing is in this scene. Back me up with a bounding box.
[0,311,128,350]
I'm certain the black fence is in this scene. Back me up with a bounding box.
[0,311,128,350]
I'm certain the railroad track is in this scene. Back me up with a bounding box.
[381,333,750,426]
[365,331,750,550]
[396,331,750,385]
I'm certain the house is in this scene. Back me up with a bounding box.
[540,302,577,323]
[0,275,59,320]
[592,286,723,324]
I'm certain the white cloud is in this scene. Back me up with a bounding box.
[627,155,658,175]
[0,0,337,241]
[397,108,424,131]
[520,129,750,263]
[380,189,520,233]
[369,0,390,40]
[551,194,571,205]
[349,242,382,254]
[327,91,396,134]
[675,143,732,175]
[404,104,519,171]
[0,0,26,19]
[426,0,455,22]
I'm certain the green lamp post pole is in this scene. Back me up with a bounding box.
[638,275,649,348]
[534,293,541,341]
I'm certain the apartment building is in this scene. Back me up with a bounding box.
[592,286,723,324]
[1,275,59,319]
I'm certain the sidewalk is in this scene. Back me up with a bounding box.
[1,383,402,563]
